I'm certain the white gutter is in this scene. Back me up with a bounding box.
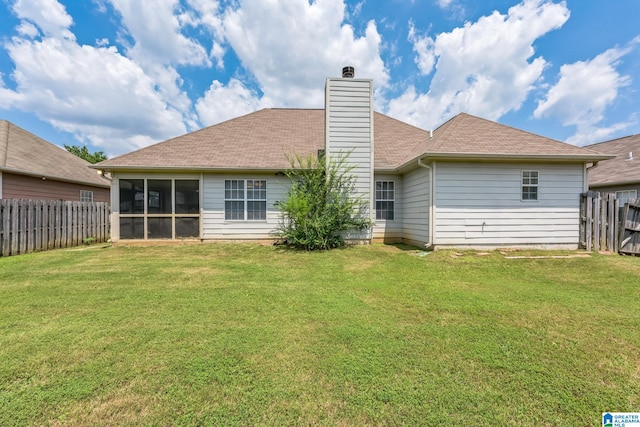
[417,157,435,250]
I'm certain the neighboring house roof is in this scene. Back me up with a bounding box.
[96,109,611,173]
[0,120,110,188]
[587,134,640,187]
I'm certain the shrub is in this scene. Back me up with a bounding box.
[275,152,372,250]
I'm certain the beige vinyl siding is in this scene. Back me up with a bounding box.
[202,174,289,240]
[434,162,584,248]
[372,173,402,242]
[401,167,430,247]
[325,78,373,239]
[1,171,110,202]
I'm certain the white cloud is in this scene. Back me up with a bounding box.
[408,21,435,75]
[388,0,570,129]
[196,79,272,126]
[222,0,388,108]
[3,37,186,155]
[534,39,640,145]
[107,0,210,67]
[436,0,455,8]
[12,0,75,40]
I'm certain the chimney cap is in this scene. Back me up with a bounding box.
[342,66,355,78]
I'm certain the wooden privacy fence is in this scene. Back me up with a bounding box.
[580,191,619,252]
[619,199,640,256]
[0,199,110,257]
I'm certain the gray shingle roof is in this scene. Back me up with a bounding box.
[96,109,611,172]
[587,134,640,187]
[0,120,110,188]
[399,113,609,167]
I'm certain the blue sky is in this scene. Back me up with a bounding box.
[1,0,639,157]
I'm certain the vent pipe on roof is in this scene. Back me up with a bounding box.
[429,129,433,140]
[627,151,634,161]
[342,66,355,78]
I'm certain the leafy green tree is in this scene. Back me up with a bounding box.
[64,144,107,164]
[275,152,372,250]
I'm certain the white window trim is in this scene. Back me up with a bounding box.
[224,179,267,221]
[521,170,539,202]
[616,190,638,206]
[375,180,395,221]
[80,190,94,202]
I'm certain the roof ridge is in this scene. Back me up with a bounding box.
[588,133,640,147]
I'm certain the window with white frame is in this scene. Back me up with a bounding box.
[375,181,395,220]
[521,171,538,201]
[616,190,637,208]
[225,179,267,221]
[80,190,94,202]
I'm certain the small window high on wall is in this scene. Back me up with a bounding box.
[119,178,200,239]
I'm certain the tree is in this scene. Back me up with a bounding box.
[275,152,372,250]
[64,144,107,164]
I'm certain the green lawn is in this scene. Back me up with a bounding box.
[1,243,639,426]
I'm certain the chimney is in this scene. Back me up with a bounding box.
[342,66,355,78]
[325,67,374,238]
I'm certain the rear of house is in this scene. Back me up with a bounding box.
[96,69,610,249]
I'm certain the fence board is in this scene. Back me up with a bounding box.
[0,200,110,257]
[580,191,620,253]
[619,199,640,255]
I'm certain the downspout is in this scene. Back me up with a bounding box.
[585,161,599,192]
[417,157,435,250]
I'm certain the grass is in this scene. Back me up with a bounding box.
[0,243,639,426]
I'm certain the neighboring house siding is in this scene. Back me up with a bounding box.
[401,167,430,247]
[434,162,584,248]
[372,173,402,243]
[1,172,109,202]
[202,174,289,240]
[325,78,373,239]
[590,183,640,198]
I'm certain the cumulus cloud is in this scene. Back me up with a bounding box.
[534,38,640,145]
[222,0,388,108]
[3,37,186,154]
[387,0,570,130]
[196,79,273,126]
[12,0,75,40]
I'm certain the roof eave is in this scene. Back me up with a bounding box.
[420,152,615,161]
[90,165,288,174]
[1,166,111,188]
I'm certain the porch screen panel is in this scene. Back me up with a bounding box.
[119,179,144,214]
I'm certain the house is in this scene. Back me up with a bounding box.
[587,134,640,207]
[94,68,611,249]
[0,120,110,202]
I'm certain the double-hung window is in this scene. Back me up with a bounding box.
[522,171,538,201]
[616,190,637,208]
[225,179,267,221]
[80,190,94,202]
[616,190,637,216]
[375,181,395,220]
